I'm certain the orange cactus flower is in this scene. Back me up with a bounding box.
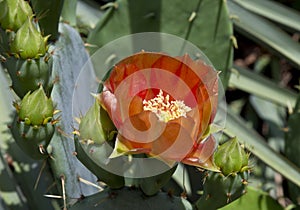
[99,51,219,171]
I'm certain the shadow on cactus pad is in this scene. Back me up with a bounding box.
[69,187,192,210]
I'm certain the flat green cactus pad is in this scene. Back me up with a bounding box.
[88,0,233,87]
[70,187,192,210]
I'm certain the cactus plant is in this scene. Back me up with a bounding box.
[30,0,64,41]
[88,0,233,87]
[74,101,124,189]
[10,17,49,59]
[69,187,193,210]
[4,54,53,98]
[0,0,33,31]
[10,86,56,159]
[0,0,299,209]
[195,138,250,209]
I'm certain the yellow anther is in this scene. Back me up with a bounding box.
[143,90,191,122]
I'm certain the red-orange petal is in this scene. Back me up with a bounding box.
[182,135,219,171]
[151,121,195,161]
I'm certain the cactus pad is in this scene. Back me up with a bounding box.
[195,171,249,210]
[70,187,192,210]
[10,112,54,159]
[4,54,53,98]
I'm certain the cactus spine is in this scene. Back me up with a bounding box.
[195,138,250,209]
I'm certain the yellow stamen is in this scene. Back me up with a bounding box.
[143,90,191,122]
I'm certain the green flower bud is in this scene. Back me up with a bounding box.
[0,0,8,21]
[0,0,33,31]
[10,17,49,59]
[79,100,116,144]
[75,100,122,189]
[18,86,54,126]
[213,137,249,176]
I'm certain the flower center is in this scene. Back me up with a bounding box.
[143,90,192,122]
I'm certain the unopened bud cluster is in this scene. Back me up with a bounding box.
[0,0,32,31]
[0,0,50,59]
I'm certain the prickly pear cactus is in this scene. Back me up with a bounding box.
[0,0,32,31]
[195,138,250,209]
[0,0,56,161]
[88,0,234,87]
[4,54,53,98]
[0,0,53,98]
[10,86,56,159]
[10,18,49,59]
[74,101,124,189]
[69,187,193,210]
[0,0,98,208]
[0,0,252,210]
[30,0,64,41]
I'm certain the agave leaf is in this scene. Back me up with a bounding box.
[285,95,300,205]
[250,96,286,148]
[232,0,300,32]
[228,1,300,68]
[229,65,297,107]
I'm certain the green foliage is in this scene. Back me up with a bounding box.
[285,97,300,206]
[0,0,32,31]
[74,135,125,189]
[79,100,116,144]
[0,64,60,210]
[0,0,300,209]
[10,17,49,59]
[10,113,54,159]
[79,101,106,144]
[233,0,300,32]
[4,55,53,98]
[220,186,283,210]
[139,166,177,196]
[87,0,233,87]
[229,65,297,107]
[48,23,100,201]
[30,0,64,41]
[61,0,78,26]
[69,187,192,210]
[225,108,300,188]
[214,138,249,176]
[195,171,249,210]
[228,0,300,68]
[17,86,54,126]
